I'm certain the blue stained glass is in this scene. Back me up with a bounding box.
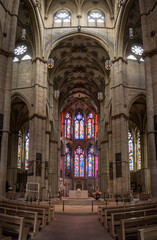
[92,119,94,138]
[74,154,79,177]
[87,113,94,139]
[80,120,84,139]
[137,130,141,170]
[87,145,94,177]
[80,154,84,177]
[74,146,84,177]
[87,119,91,139]
[65,145,71,176]
[128,131,134,171]
[75,120,79,139]
[25,132,29,170]
[76,146,83,154]
[74,112,84,139]
[65,113,71,138]
[17,131,22,169]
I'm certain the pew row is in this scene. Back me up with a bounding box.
[0,206,40,237]
[0,202,46,228]
[103,203,157,229]
[117,214,157,240]
[0,213,29,240]
[138,225,157,240]
[109,207,157,238]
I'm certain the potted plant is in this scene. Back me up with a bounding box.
[92,191,101,200]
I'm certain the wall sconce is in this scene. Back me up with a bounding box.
[21,29,26,40]
[105,60,112,70]
[98,92,103,101]
[129,28,134,39]
[34,0,40,7]
[54,90,60,100]
[47,58,54,68]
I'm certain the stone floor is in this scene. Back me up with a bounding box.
[33,215,113,240]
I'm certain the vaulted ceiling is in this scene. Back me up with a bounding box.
[48,35,110,112]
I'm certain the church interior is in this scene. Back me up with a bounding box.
[0,0,157,239]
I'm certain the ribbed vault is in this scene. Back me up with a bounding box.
[48,35,110,112]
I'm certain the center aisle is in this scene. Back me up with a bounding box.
[33,215,113,240]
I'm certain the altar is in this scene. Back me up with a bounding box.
[69,189,88,199]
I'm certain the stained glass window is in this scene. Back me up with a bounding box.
[65,145,71,176]
[25,132,29,170]
[65,113,71,139]
[128,131,134,171]
[88,10,105,24]
[87,113,94,139]
[17,131,22,169]
[137,130,141,170]
[54,10,71,23]
[74,112,84,139]
[74,146,84,177]
[87,145,95,177]
[14,45,27,55]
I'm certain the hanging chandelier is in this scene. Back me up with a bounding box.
[47,58,54,68]
[105,59,112,70]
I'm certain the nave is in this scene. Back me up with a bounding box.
[33,215,112,240]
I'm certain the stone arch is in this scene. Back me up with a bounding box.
[7,95,30,193]
[128,94,148,193]
[45,30,114,60]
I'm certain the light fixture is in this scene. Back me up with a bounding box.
[47,58,54,68]
[98,92,103,101]
[105,59,112,70]
[54,90,60,100]
[34,0,40,7]
[21,29,26,40]
[129,28,134,39]
[119,0,127,7]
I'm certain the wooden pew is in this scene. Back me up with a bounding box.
[109,207,157,238]
[0,199,54,223]
[98,202,157,225]
[0,202,46,228]
[0,206,40,237]
[117,214,157,240]
[138,225,157,240]
[0,213,29,240]
[103,203,157,229]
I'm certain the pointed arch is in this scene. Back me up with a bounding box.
[74,146,84,177]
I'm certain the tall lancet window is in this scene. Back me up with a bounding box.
[74,146,84,177]
[137,130,141,170]
[87,113,94,139]
[65,144,71,176]
[25,131,29,170]
[17,131,22,169]
[74,112,84,139]
[128,131,134,171]
[65,113,71,139]
[87,145,95,177]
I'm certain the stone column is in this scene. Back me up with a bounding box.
[48,97,59,197]
[0,0,20,196]
[111,59,130,196]
[28,59,47,200]
[7,131,18,191]
[139,0,157,197]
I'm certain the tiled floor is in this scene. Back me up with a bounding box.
[33,215,113,240]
